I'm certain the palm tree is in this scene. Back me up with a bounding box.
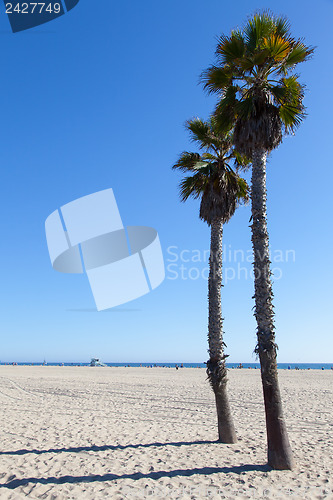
[201,11,314,469]
[173,117,249,443]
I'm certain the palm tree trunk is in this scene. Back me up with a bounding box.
[251,148,295,470]
[206,217,237,444]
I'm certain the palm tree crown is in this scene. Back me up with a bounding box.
[172,117,249,222]
[201,11,314,157]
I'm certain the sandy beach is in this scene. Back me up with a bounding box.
[0,366,332,499]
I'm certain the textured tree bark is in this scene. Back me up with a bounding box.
[251,148,295,470]
[207,217,237,444]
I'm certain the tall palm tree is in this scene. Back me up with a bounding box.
[173,117,249,443]
[201,11,314,469]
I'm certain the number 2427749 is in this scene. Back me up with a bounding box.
[5,3,62,14]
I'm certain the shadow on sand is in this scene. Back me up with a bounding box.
[0,439,219,456]
[0,439,270,489]
[1,464,269,490]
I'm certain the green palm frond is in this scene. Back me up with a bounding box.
[215,33,245,64]
[234,175,249,201]
[172,152,201,172]
[271,75,305,131]
[213,86,238,131]
[279,42,314,73]
[186,118,215,148]
[251,50,270,67]
[271,75,304,105]
[244,11,276,51]
[232,150,251,170]
[274,15,291,38]
[279,103,305,131]
[179,170,210,202]
[202,152,218,161]
[235,97,254,120]
[201,66,233,94]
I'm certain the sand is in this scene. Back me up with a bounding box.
[0,366,332,499]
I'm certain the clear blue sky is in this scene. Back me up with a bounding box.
[0,0,332,363]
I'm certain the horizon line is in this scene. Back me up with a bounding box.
[1,361,332,365]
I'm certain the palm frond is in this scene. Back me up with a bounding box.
[232,150,251,170]
[179,170,209,202]
[279,103,305,131]
[234,175,250,202]
[200,66,232,94]
[172,152,201,172]
[215,33,245,65]
[214,86,238,131]
[252,50,270,67]
[235,97,255,120]
[202,152,218,161]
[271,75,305,108]
[244,11,276,52]
[281,41,315,70]
[186,118,214,149]
[274,15,291,38]
[262,34,291,61]
[224,168,250,204]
